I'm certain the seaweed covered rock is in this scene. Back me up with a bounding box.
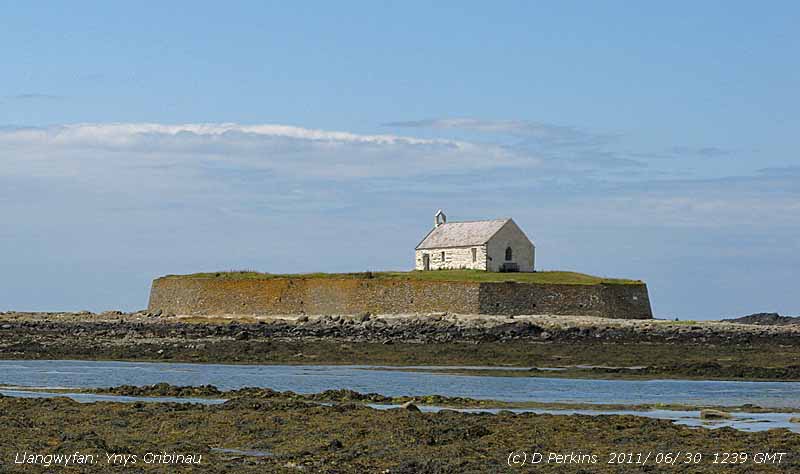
[98,383,222,397]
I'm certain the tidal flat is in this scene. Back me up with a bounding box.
[2,312,799,472]
[1,393,798,473]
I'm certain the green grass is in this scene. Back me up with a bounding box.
[159,269,642,285]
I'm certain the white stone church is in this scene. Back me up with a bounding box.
[415,210,535,272]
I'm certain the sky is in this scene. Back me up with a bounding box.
[1,1,798,319]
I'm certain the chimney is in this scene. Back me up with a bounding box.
[434,209,447,228]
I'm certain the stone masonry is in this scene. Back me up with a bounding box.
[414,246,489,271]
[148,276,653,319]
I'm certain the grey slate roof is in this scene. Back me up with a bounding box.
[416,219,510,250]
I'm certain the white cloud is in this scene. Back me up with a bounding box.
[2,122,794,229]
[384,118,615,147]
[0,122,534,180]
[2,123,455,146]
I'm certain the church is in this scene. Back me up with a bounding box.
[415,210,535,272]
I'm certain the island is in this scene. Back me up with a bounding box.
[148,270,652,319]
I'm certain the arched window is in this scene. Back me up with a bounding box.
[505,246,513,261]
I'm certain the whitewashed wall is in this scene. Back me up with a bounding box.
[485,220,535,272]
[415,245,488,270]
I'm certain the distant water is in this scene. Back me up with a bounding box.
[1,360,799,409]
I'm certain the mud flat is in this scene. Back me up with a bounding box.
[0,390,798,473]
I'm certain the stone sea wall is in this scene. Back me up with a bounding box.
[478,282,652,319]
[148,277,653,319]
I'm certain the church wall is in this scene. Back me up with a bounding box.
[485,220,535,272]
[415,245,487,271]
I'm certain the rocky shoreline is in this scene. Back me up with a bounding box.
[3,310,799,344]
[1,311,798,381]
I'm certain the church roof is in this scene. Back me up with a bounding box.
[416,219,510,250]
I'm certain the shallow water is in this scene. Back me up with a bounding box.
[370,405,800,433]
[1,360,798,409]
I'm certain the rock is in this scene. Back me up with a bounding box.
[235,331,249,341]
[296,315,309,323]
[700,409,731,420]
[400,401,421,412]
[0,324,11,330]
[328,439,343,450]
[152,309,163,317]
[356,312,371,323]
[487,322,544,338]
[722,313,800,326]
[790,417,800,424]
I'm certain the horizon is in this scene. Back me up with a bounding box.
[2,2,799,319]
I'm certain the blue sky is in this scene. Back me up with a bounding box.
[1,1,798,318]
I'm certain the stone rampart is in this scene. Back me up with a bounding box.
[148,276,652,319]
[477,281,652,319]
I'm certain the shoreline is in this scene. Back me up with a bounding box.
[1,311,799,382]
[2,355,800,383]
